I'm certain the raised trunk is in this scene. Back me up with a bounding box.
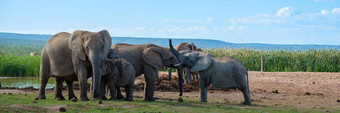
[169,39,184,97]
[89,52,102,99]
[177,66,183,96]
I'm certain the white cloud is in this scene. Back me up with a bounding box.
[161,19,200,23]
[207,17,214,22]
[321,10,329,15]
[224,25,246,31]
[332,8,340,14]
[276,7,295,17]
[230,14,285,25]
[136,26,145,31]
[188,26,206,32]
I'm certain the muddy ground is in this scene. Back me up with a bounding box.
[1,71,340,110]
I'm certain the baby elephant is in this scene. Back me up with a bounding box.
[101,59,135,101]
[181,50,251,105]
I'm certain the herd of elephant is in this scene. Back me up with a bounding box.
[36,30,251,105]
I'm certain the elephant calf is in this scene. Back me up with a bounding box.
[101,59,135,101]
[181,50,251,105]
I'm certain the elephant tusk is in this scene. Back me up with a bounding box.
[174,63,181,67]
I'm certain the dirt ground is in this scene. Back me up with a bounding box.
[1,71,340,110]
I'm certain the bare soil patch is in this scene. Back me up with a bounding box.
[1,71,340,110]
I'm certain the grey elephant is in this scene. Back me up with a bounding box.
[175,42,200,83]
[110,43,185,101]
[100,59,135,101]
[37,30,112,101]
[179,50,251,105]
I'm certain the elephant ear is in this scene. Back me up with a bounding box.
[142,47,164,70]
[190,42,197,50]
[69,30,86,61]
[190,52,212,73]
[98,30,112,59]
[108,49,120,59]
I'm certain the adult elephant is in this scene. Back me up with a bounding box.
[174,42,200,83]
[110,43,184,101]
[37,30,112,101]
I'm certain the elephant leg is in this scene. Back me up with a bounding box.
[183,68,188,83]
[184,68,192,84]
[240,88,251,105]
[77,64,89,101]
[90,78,93,94]
[143,65,157,101]
[38,72,50,99]
[192,73,199,80]
[125,82,134,101]
[66,80,76,100]
[199,74,209,102]
[100,79,108,100]
[115,86,124,99]
[107,81,116,100]
[105,84,110,96]
[38,56,51,99]
[54,77,65,100]
[238,79,251,105]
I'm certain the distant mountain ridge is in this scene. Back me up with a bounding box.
[1,32,340,50]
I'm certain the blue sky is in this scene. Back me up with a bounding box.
[1,0,340,45]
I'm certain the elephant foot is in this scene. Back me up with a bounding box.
[55,96,65,101]
[109,98,116,101]
[143,97,155,101]
[116,94,125,100]
[200,100,207,103]
[101,96,108,100]
[71,97,78,102]
[91,97,102,101]
[125,98,133,101]
[68,96,77,100]
[80,97,90,101]
[38,95,46,99]
[242,101,251,105]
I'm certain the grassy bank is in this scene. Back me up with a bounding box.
[0,93,305,113]
[206,49,340,72]
[1,49,340,77]
[0,54,40,77]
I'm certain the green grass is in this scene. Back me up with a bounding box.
[0,45,43,56]
[0,93,310,113]
[205,49,340,72]
[1,48,340,77]
[0,54,40,77]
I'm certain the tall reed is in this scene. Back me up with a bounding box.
[205,48,340,72]
[0,54,40,77]
[1,48,340,77]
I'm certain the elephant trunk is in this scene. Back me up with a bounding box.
[169,39,185,64]
[169,39,184,97]
[176,66,183,97]
[89,52,103,99]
